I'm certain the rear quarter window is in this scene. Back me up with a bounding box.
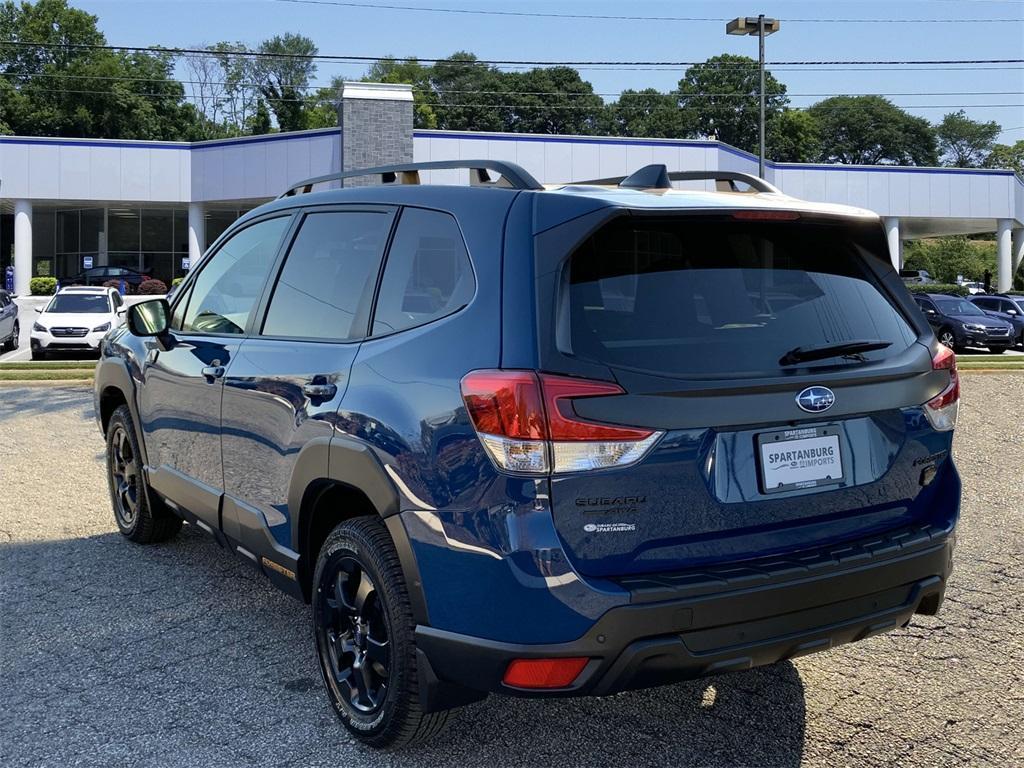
[564,215,918,378]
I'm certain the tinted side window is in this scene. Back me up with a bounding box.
[181,217,289,335]
[372,208,475,336]
[262,211,392,341]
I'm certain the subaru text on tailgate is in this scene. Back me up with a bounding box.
[94,161,959,748]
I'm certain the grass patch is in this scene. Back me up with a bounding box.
[958,364,1024,371]
[0,370,94,381]
[0,362,97,371]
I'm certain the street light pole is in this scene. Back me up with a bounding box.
[726,15,780,180]
[758,14,765,179]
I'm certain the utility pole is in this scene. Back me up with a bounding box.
[726,15,780,179]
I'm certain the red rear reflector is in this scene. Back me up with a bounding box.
[731,210,800,221]
[503,657,589,689]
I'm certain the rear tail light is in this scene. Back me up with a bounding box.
[503,657,589,689]
[461,370,663,475]
[924,345,959,431]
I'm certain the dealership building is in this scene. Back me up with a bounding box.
[2,81,1023,295]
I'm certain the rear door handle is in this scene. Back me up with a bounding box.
[303,377,337,399]
[201,364,225,382]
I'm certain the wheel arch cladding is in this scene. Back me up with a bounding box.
[291,436,405,602]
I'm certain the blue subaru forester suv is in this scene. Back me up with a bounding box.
[95,161,960,748]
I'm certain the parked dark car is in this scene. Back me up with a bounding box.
[94,160,960,748]
[0,289,18,352]
[913,293,1015,353]
[968,294,1024,348]
[68,266,148,288]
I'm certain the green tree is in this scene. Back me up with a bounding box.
[501,67,606,135]
[609,88,685,138]
[429,52,507,132]
[810,96,938,166]
[983,140,1024,176]
[935,110,1000,167]
[248,98,272,135]
[364,57,437,128]
[903,237,996,283]
[0,0,204,140]
[767,109,821,163]
[676,54,788,153]
[254,32,317,132]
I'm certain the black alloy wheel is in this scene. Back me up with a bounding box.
[311,517,452,747]
[316,555,391,715]
[105,405,181,543]
[109,422,140,530]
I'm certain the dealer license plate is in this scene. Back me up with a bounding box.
[757,425,844,494]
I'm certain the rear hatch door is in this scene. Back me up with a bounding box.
[534,209,951,578]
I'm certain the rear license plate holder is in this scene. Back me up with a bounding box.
[757,425,844,494]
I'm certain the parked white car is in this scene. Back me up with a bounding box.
[30,286,125,359]
[960,281,987,295]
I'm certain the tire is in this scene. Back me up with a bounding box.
[2,322,17,352]
[30,347,46,361]
[106,405,182,543]
[313,516,452,749]
[988,347,1007,354]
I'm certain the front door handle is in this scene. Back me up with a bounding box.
[201,364,225,382]
[303,377,337,399]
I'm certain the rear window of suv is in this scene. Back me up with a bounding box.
[565,215,918,378]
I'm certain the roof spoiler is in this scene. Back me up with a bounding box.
[279,159,543,198]
[578,165,782,194]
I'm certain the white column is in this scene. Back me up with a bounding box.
[187,203,205,266]
[996,219,1012,292]
[13,200,32,296]
[1012,228,1024,278]
[883,217,902,270]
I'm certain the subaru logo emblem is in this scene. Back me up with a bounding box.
[796,386,835,413]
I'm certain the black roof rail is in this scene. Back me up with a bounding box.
[576,164,782,194]
[279,159,543,198]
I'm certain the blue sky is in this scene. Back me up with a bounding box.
[76,0,1024,142]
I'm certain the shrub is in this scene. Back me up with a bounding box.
[136,278,168,295]
[29,277,57,295]
[905,283,969,297]
[170,277,183,288]
[903,236,996,284]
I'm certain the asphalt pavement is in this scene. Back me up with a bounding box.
[0,376,1021,767]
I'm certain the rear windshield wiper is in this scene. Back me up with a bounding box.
[779,340,892,367]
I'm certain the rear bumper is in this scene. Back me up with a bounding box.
[415,527,954,704]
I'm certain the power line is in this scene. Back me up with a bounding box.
[1,40,1021,68]
[271,0,1024,23]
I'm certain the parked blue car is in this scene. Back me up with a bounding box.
[95,161,960,748]
[968,294,1024,348]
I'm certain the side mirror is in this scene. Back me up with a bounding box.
[127,298,170,337]
[1008,309,1018,316]
[35,307,43,313]
[115,306,127,316]
[926,309,937,315]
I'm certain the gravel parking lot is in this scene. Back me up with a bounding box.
[1,376,1022,768]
